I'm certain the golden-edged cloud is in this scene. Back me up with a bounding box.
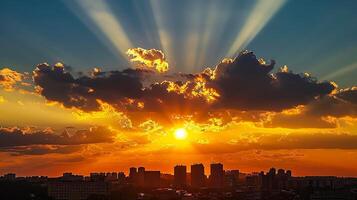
[127,47,169,73]
[0,68,24,91]
[32,50,338,117]
[1,49,357,161]
[0,126,116,155]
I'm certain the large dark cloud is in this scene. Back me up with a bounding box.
[210,51,335,111]
[0,127,115,148]
[273,88,357,128]
[33,63,145,111]
[33,51,337,114]
[266,87,357,129]
[336,87,357,105]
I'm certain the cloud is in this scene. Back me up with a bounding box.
[127,47,169,73]
[210,51,336,111]
[1,145,83,156]
[337,87,357,105]
[33,63,145,111]
[0,68,24,91]
[268,87,357,128]
[191,133,357,154]
[0,126,115,148]
[32,50,338,118]
[266,87,357,128]
[265,112,337,129]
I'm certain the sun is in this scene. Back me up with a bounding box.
[174,128,188,140]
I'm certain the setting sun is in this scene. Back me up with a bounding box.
[174,128,188,140]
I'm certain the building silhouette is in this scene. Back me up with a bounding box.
[47,173,109,200]
[2,166,357,200]
[3,173,16,181]
[191,164,205,188]
[129,167,137,184]
[137,167,145,186]
[129,167,160,188]
[224,170,239,187]
[143,170,160,188]
[209,163,224,188]
[174,165,187,188]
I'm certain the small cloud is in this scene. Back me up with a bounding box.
[0,68,24,91]
[127,47,169,73]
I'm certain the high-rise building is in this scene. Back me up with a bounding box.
[129,167,137,179]
[277,169,285,176]
[268,167,277,190]
[268,168,276,177]
[118,172,125,183]
[137,167,145,186]
[138,167,145,173]
[210,163,224,188]
[191,164,205,188]
[174,165,187,188]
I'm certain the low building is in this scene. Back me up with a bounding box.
[48,181,109,200]
[144,171,160,188]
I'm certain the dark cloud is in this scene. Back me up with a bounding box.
[305,96,357,117]
[267,88,357,128]
[33,63,145,111]
[0,127,115,148]
[265,113,337,129]
[1,145,83,156]
[336,87,357,105]
[210,51,335,111]
[32,51,338,115]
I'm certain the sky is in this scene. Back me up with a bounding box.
[0,0,357,177]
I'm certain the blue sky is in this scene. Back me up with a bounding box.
[1,0,356,87]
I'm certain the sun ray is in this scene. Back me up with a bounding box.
[149,0,175,70]
[225,0,287,58]
[181,1,204,72]
[321,61,357,81]
[67,0,134,60]
[195,1,222,70]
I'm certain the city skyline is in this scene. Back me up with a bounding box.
[0,162,283,178]
[5,164,353,200]
[1,0,357,178]
[0,163,291,180]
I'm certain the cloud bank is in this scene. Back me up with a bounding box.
[32,50,339,116]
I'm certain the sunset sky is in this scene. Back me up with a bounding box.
[1,0,357,177]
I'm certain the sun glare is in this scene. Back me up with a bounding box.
[174,128,188,140]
